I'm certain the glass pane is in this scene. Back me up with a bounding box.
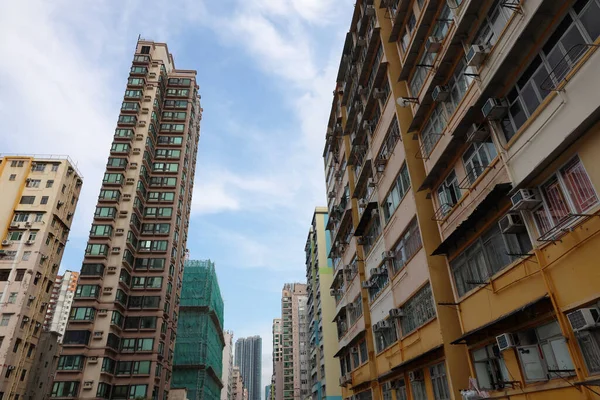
[520,81,541,116]
[518,345,546,381]
[580,1,600,41]
[561,157,598,212]
[509,100,527,133]
[550,338,575,372]
[542,176,571,223]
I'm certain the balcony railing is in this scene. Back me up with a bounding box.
[540,43,600,92]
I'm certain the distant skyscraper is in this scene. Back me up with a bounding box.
[280,284,308,400]
[44,270,79,340]
[173,260,224,400]
[271,319,283,400]
[222,330,234,400]
[234,336,262,400]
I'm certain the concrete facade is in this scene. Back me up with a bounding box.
[271,319,283,400]
[44,270,79,340]
[324,0,600,400]
[53,39,201,400]
[280,283,308,400]
[222,331,234,400]
[24,330,61,400]
[232,366,245,400]
[305,208,342,400]
[0,155,82,400]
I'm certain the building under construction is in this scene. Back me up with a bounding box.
[173,259,225,400]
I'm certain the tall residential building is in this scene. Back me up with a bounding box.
[280,283,308,400]
[271,319,283,400]
[305,208,341,400]
[173,260,224,400]
[0,155,82,400]
[234,336,262,400]
[54,39,201,400]
[231,367,244,400]
[44,270,79,340]
[222,330,234,400]
[325,1,600,400]
[25,331,62,400]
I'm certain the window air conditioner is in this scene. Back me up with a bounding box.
[328,191,336,199]
[357,36,367,47]
[25,240,34,245]
[329,289,340,297]
[499,213,526,234]
[482,98,508,120]
[107,266,117,274]
[365,5,375,16]
[132,148,141,154]
[111,248,120,254]
[389,308,404,318]
[2,240,11,246]
[10,222,20,228]
[371,267,382,276]
[510,189,542,211]
[358,199,368,208]
[83,381,94,389]
[371,208,380,219]
[115,229,125,236]
[382,251,395,260]
[567,307,600,332]
[23,317,30,322]
[426,36,442,53]
[496,333,516,351]
[466,44,489,67]
[432,85,450,102]
[368,177,377,187]
[88,356,99,363]
[375,320,390,331]
[98,309,108,315]
[361,281,372,289]
[466,123,489,142]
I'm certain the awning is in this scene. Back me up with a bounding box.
[354,203,378,236]
[451,294,550,345]
[388,345,444,374]
[431,183,512,256]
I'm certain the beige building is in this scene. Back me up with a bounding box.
[44,270,79,340]
[280,283,308,400]
[222,330,234,400]
[52,39,201,399]
[271,319,283,400]
[0,155,82,400]
[232,366,245,400]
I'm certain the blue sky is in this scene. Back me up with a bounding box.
[0,0,354,390]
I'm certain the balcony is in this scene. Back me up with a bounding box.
[133,55,151,65]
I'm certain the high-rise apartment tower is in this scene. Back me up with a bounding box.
[280,283,308,400]
[325,0,600,399]
[53,39,201,400]
[222,331,234,400]
[304,208,341,400]
[44,270,79,340]
[271,319,283,400]
[0,155,82,400]
[234,336,262,400]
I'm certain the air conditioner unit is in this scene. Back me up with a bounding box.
[10,222,20,228]
[361,281,372,289]
[432,85,450,102]
[111,248,120,254]
[103,287,113,293]
[365,4,375,16]
[466,123,489,142]
[98,309,108,315]
[83,381,94,389]
[499,213,526,234]
[510,189,542,211]
[93,331,104,338]
[371,267,382,276]
[389,308,404,318]
[371,208,380,219]
[119,210,128,217]
[115,229,125,236]
[329,289,340,297]
[567,307,600,332]
[133,148,141,154]
[25,240,34,245]
[328,191,336,199]
[335,170,343,179]
[123,194,132,201]
[357,36,367,47]
[373,88,386,99]
[24,221,32,227]
[7,366,15,371]
[129,163,138,169]
[135,133,144,140]
[496,333,516,351]
[409,370,423,381]
[426,36,442,53]
[107,266,117,274]
[29,295,35,300]
[368,177,377,187]
[375,153,389,166]
[2,240,11,246]
[142,108,150,114]
[382,251,395,260]
[482,98,508,120]
[23,317,30,322]
[358,199,368,208]
[375,320,390,331]
[88,356,99,363]
[466,44,489,67]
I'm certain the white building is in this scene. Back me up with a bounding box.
[222,330,234,400]
[43,270,78,341]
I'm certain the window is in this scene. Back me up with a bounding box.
[430,362,450,400]
[57,355,84,371]
[46,180,54,188]
[40,196,49,204]
[90,225,113,237]
[26,179,41,188]
[135,258,166,271]
[515,320,575,381]
[69,307,95,321]
[410,51,435,97]
[363,214,382,256]
[111,143,131,153]
[141,45,150,54]
[107,158,127,168]
[85,244,108,256]
[450,221,532,297]
[32,163,46,172]
[381,382,393,400]
[374,319,398,353]
[472,343,510,389]
[391,219,422,274]
[420,104,447,158]
[462,139,498,185]
[502,2,600,140]
[533,155,598,235]
[75,285,99,298]
[474,0,514,47]
[383,163,411,222]
[51,163,59,171]
[9,174,16,180]
[22,251,31,261]
[575,326,600,374]
[20,196,35,205]
[0,314,11,326]
[15,269,25,281]
[80,264,105,277]
[99,189,120,201]
[410,370,427,400]
[7,293,17,304]
[111,310,124,328]
[401,13,417,51]
[378,116,401,161]
[51,381,79,398]
[34,213,43,222]
[7,231,23,241]
[94,207,117,218]
[399,285,436,335]
[436,170,462,217]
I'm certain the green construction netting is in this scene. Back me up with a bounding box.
[172,260,225,400]
[172,369,222,400]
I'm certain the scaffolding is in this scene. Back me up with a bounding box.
[173,259,225,400]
